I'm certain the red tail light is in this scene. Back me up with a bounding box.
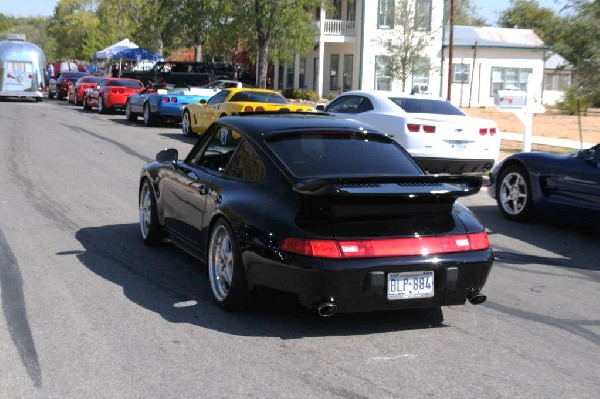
[479,128,487,136]
[489,127,497,136]
[255,106,264,112]
[407,123,420,132]
[171,97,177,103]
[162,97,169,103]
[407,123,435,133]
[7,73,12,78]
[118,88,124,93]
[28,74,33,78]
[296,109,303,112]
[281,232,490,259]
[243,106,254,112]
[111,88,117,93]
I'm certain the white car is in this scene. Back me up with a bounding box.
[315,91,500,174]
[182,79,249,97]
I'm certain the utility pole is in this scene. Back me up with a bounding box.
[446,0,454,101]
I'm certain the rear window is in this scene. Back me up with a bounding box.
[107,79,143,88]
[389,97,465,116]
[266,131,421,177]
[230,91,287,104]
[81,77,103,83]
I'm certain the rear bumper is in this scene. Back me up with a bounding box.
[243,249,493,313]
[414,157,495,174]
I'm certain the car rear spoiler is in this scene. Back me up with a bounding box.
[292,175,482,199]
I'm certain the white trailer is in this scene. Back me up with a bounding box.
[0,34,46,101]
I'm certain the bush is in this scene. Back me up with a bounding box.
[556,85,594,115]
[283,88,320,102]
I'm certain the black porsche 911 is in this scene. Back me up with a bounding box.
[487,144,600,226]
[139,113,493,316]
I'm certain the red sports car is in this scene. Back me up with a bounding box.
[83,78,144,113]
[68,76,104,105]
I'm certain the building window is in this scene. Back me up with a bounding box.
[491,67,532,95]
[330,54,340,91]
[347,0,356,21]
[378,0,395,28]
[343,54,353,91]
[453,63,470,83]
[544,70,571,91]
[415,0,432,32]
[412,57,430,93]
[286,62,295,89]
[333,0,341,19]
[299,57,306,88]
[375,55,392,91]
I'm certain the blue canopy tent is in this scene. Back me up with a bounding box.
[112,47,163,62]
[110,47,163,77]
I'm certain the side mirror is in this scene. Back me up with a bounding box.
[156,148,178,163]
[315,104,326,112]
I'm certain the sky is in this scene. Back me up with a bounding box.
[1,0,566,23]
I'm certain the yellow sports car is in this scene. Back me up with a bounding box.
[181,88,313,136]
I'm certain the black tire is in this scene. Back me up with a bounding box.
[139,179,163,246]
[35,97,42,102]
[126,100,137,121]
[182,110,194,136]
[207,219,251,310]
[98,95,106,114]
[48,90,54,100]
[57,90,63,100]
[143,103,155,126]
[83,95,91,110]
[73,94,79,106]
[496,164,533,221]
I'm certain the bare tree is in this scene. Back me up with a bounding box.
[374,0,438,91]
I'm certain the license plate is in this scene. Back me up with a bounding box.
[387,271,434,300]
[451,143,467,150]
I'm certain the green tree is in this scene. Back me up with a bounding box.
[375,0,438,91]
[552,0,600,107]
[48,0,101,60]
[452,0,487,26]
[497,0,561,43]
[233,0,321,88]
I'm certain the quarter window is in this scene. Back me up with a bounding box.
[207,90,230,105]
[189,125,243,173]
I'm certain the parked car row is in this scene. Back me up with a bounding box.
[47,81,600,316]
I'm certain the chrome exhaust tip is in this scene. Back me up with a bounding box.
[317,298,338,317]
[468,292,487,305]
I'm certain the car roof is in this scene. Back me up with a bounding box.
[218,113,386,140]
[225,87,284,96]
[340,90,447,102]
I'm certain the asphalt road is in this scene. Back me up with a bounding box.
[0,98,598,399]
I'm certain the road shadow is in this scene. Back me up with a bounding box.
[73,223,446,338]
[467,202,600,272]
[109,116,182,129]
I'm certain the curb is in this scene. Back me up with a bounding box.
[500,132,595,150]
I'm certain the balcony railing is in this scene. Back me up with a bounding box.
[315,19,356,36]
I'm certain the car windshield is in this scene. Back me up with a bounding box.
[108,79,143,88]
[266,131,421,177]
[81,77,103,83]
[389,97,465,116]
[230,91,288,104]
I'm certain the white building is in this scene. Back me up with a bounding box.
[273,0,445,98]
[443,25,546,108]
[273,1,552,110]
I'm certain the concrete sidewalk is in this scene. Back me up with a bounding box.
[500,132,596,150]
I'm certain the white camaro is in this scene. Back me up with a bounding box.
[316,91,500,174]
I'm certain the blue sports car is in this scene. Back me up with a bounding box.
[125,86,213,126]
[487,144,600,226]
